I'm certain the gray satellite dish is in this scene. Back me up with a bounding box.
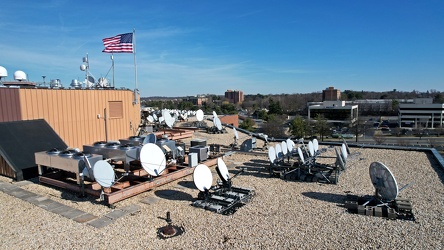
[369,162,399,201]
[216,157,230,182]
[196,109,204,122]
[268,146,276,163]
[214,117,222,131]
[140,143,166,176]
[93,160,115,188]
[193,164,213,192]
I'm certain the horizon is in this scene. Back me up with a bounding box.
[1,1,443,97]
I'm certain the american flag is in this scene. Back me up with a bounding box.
[102,33,133,53]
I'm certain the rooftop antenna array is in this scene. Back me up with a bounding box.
[206,111,226,134]
[192,158,255,214]
[345,162,414,220]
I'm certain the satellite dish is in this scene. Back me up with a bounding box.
[85,76,95,87]
[313,139,319,152]
[143,133,157,145]
[0,66,7,78]
[268,146,276,163]
[286,139,294,153]
[93,160,115,188]
[153,113,158,121]
[147,115,154,123]
[308,141,315,157]
[14,70,26,81]
[335,147,346,171]
[163,110,175,128]
[140,143,166,176]
[216,158,230,182]
[281,141,288,156]
[297,147,305,163]
[369,162,398,201]
[341,144,348,161]
[80,64,87,71]
[196,109,204,122]
[233,127,239,140]
[97,77,109,87]
[212,111,218,119]
[193,164,213,192]
[213,117,222,131]
[275,143,282,159]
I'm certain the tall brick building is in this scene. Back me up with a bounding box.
[225,90,244,104]
[322,87,341,101]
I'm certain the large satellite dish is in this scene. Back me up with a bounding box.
[196,109,204,122]
[140,143,166,176]
[193,164,213,192]
[216,158,230,182]
[93,160,115,188]
[268,146,276,163]
[369,162,399,201]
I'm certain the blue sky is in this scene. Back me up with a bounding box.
[1,1,443,97]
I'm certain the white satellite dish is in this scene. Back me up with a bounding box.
[213,117,222,131]
[212,111,218,119]
[193,164,213,192]
[14,70,26,81]
[80,64,87,71]
[140,143,166,176]
[143,133,157,145]
[163,110,175,128]
[196,109,204,122]
[335,147,346,171]
[93,160,115,188]
[297,147,305,163]
[286,139,294,153]
[281,141,288,156]
[268,146,276,163]
[369,162,399,201]
[308,141,315,157]
[97,77,109,87]
[147,115,154,123]
[0,66,8,78]
[313,139,319,152]
[233,127,239,140]
[153,113,158,121]
[341,143,348,161]
[216,158,230,182]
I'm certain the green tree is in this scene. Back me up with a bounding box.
[239,118,256,132]
[289,115,306,139]
[313,114,329,141]
[268,98,283,115]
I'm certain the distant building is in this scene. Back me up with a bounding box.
[308,100,358,125]
[225,90,244,104]
[183,95,208,106]
[398,98,444,128]
[322,87,341,101]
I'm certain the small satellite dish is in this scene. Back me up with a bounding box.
[233,127,239,140]
[308,141,315,157]
[341,144,348,161]
[85,76,95,87]
[313,139,319,152]
[297,147,305,163]
[275,143,282,159]
[0,66,8,78]
[143,133,157,145]
[196,109,204,122]
[369,162,399,201]
[80,64,87,71]
[93,160,115,188]
[193,164,213,192]
[97,77,109,87]
[140,143,166,176]
[286,139,294,153]
[281,141,288,156]
[268,146,276,163]
[214,117,222,131]
[147,115,154,123]
[14,70,26,81]
[216,158,230,182]
[212,111,218,119]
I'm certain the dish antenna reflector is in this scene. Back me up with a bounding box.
[193,164,213,192]
[213,117,222,131]
[0,66,7,79]
[97,77,109,87]
[196,109,204,122]
[216,157,230,182]
[369,162,399,201]
[93,160,115,188]
[140,143,166,176]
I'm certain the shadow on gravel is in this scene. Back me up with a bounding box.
[302,191,347,204]
[177,180,196,189]
[154,189,194,202]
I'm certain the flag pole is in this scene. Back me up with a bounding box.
[111,53,114,88]
[133,28,139,104]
